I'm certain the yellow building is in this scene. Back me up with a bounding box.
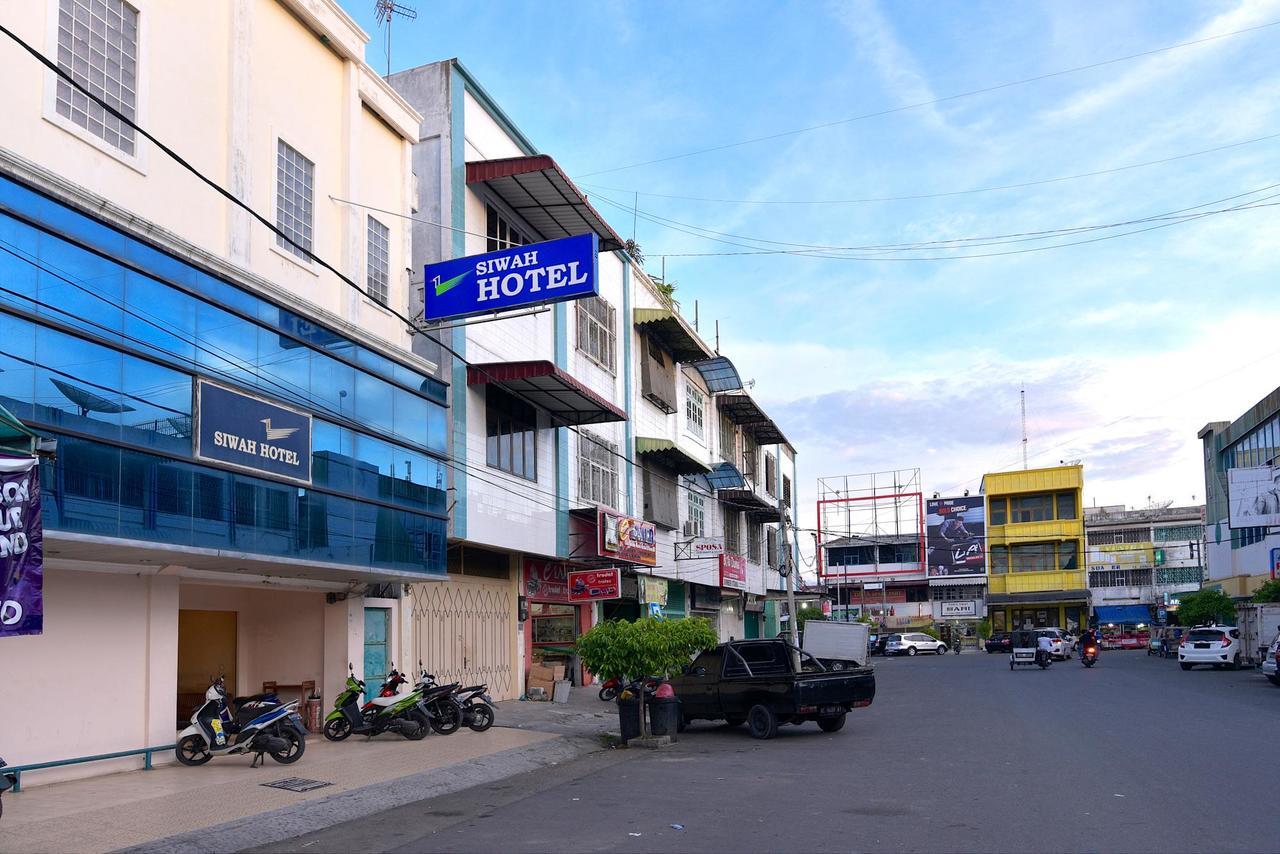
[983,465,1088,634]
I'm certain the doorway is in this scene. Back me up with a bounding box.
[177,609,237,728]
[364,607,391,700]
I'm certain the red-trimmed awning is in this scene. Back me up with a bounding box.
[467,360,627,426]
[467,156,626,253]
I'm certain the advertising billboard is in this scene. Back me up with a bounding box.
[523,558,570,603]
[0,457,42,638]
[719,553,748,590]
[599,509,657,566]
[568,568,621,602]
[1227,465,1280,529]
[423,233,599,322]
[925,496,986,577]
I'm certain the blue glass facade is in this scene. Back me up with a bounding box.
[0,173,448,576]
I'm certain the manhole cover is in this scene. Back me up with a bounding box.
[261,777,332,793]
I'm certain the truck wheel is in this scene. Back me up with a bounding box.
[817,713,846,733]
[747,704,778,740]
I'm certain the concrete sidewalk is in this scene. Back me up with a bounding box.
[0,694,620,854]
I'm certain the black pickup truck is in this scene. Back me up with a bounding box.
[668,638,876,739]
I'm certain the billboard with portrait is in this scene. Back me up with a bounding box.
[926,496,986,577]
[1228,465,1280,529]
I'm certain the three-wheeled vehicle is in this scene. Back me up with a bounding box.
[1009,630,1049,670]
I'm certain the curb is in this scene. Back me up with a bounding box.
[118,736,602,854]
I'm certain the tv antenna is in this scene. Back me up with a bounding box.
[374,0,417,77]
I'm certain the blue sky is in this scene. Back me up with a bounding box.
[342,0,1280,523]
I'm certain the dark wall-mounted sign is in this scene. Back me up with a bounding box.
[195,380,312,484]
[0,457,43,638]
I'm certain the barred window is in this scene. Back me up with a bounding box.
[723,503,741,554]
[577,432,618,509]
[55,0,139,155]
[366,216,390,306]
[1087,527,1148,546]
[686,485,705,537]
[766,527,778,569]
[576,296,616,372]
[747,519,762,563]
[275,140,315,261]
[1153,524,1203,543]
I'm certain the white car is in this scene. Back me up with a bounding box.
[1035,628,1074,661]
[1262,634,1280,687]
[885,632,947,656]
[1178,626,1243,670]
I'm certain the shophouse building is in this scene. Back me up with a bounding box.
[1199,383,1280,597]
[0,0,445,781]
[1084,504,1205,630]
[820,535,935,632]
[389,60,795,693]
[983,465,1087,634]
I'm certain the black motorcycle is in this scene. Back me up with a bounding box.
[413,666,465,735]
[0,756,16,821]
[455,684,497,732]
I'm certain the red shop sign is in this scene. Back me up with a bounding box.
[720,553,748,591]
[568,568,621,602]
[523,558,570,603]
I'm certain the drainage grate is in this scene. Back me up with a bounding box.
[261,777,332,793]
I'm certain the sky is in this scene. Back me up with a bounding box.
[341,0,1280,543]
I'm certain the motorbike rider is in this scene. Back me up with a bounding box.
[1036,631,1055,666]
[1079,627,1098,653]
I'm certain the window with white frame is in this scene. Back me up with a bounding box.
[686,485,705,537]
[685,383,705,439]
[576,296,616,372]
[485,203,526,253]
[577,432,619,509]
[275,140,315,261]
[366,216,390,306]
[55,0,139,155]
[723,503,741,554]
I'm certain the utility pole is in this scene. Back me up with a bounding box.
[779,444,800,672]
[1020,387,1029,470]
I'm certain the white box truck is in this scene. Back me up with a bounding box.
[802,621,871,670]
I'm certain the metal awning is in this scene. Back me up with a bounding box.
[987,589,1089,606]
[717,488,776,521]
[634,308,714,363]
[689,356,742,393]
[466,156,625,252]
[635,437,710,475]
[466,360,627,426]
[705,461,746,490]
[928,575,988,587]
[717,393,789,445]
[0,403,38,455]
[1094,604,1152,624]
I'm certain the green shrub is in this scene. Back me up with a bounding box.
[977,618,993,640]
[1251,579,1280,603]
[575,616,718,682]
[1175,589,1236,626]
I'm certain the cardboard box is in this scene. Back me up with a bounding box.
[550,665,566,682]
[529,664,556,682]
[527,676,555,698]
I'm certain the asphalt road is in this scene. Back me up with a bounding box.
[254,650,1280,853]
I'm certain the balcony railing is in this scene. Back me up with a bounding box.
[988,569,1087,595]
[1089,568,1153,588]
[1155,566,1205,586]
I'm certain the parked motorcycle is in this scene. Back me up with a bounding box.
[323,664,430,741]
[1080,643,1099,668]
[0,756,16,821]
[176,676,306,767]
[597,675,625,702]
[412,665,465,735]
[455,684,497,732]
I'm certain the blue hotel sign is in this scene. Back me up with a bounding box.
[195,380,312,485]
[423,233,598,322]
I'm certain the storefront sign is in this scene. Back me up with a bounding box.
[600,509,657,566]
[195,380,312,484]
[423,233,599,322]
[639,575,668,606]
[690,583,722,611]
[0,457,43,638]
[568,568,621,602]
[719,553,748,591]
[523,558,570,603]
[940,600,978,617]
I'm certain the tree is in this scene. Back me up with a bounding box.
[1251,579,1280,603]
[977,618,993,640]
[1176,589,1237,626]
[794,605,826,632]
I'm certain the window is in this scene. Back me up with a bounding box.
[747,519,762,563]
[1010,494,1053,523]
[1055,492,1076,520]
[767,527,778,569]
[765,453,777,496]
[742,432,758,485]
[485,203,526,253]
[989,497,1007,526]
[485,386,537,480]
[366,216,390,306]
[685,383,705,439]
[723,504,741,554]
[1154,524,1203,543]
[719,412,736,463]
[55,0,139,155]
[577,432,618,508]
[1011,543,1055,572]
[991,546,1008,574]
[1087,527,1148,546]
[1058,540,1078,571]
[576,296,616,372]
[782,473,792,508]
[686,486,705,537]
[275,140,315,261]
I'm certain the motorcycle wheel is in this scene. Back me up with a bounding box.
[175,734,213,766]
[270,729,305,764]
[429,701,462,735]
[323,717,353,741]
[402,710,430,741]
[1084,659,1096,668]
[599,685,619,702]
[467,703,495,733]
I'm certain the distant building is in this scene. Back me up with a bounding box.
[1083,504,1205,624]
[820,534,934,632]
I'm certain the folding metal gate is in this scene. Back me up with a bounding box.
[409,576,517,701]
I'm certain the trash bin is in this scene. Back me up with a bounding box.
[647,696,680,741]
[304,696,323,733]
[617,696,641,743]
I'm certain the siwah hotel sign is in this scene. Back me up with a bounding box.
[423,233,598,322]
[195,380,312,484]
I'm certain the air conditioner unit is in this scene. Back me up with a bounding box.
[683,521,696,537]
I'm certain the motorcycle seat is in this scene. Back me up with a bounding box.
[368,694,403,707]
[233,692,278,710]
[459,685,486,695]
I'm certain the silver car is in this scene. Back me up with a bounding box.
[884,632,948,656]
[1035,628,1074,660]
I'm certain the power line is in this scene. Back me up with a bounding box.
[574,19,1280,177]
[578,131,1280,205]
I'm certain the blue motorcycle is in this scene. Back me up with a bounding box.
[176,676,307,768]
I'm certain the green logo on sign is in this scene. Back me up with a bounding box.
[435,271,469,297]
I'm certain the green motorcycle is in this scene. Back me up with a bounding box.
[323,664,430,741]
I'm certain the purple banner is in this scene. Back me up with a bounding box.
[0,457,43,638]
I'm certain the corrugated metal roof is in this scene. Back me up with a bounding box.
[466,360,627,426]
[634,308,714,363]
